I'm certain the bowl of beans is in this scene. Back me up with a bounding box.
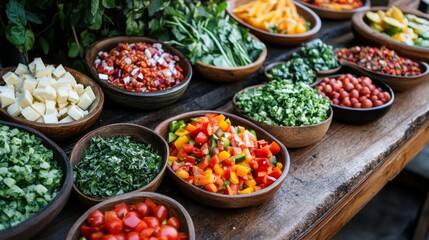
[336,46,429,92]
[66,192,195,240]
[315,73,394,124]
[85,36,192,110]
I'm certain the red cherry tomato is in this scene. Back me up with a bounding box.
[342,97,352,107]
[102,234,118,240]
[157,225,179,240]
[143,217,160,228]
[350,89,359,99]
[154,205,168,222]
[195,132,208,145]
[353,102,362,108]
[114,203,129,219]
[167,216,180,230]
[362,99,373,108]
[344,82,354,92]
[88,210,104,227]
[134,203,150,217]
[144,198,157,215]
[384,92,391,102]
[125,232,140,240]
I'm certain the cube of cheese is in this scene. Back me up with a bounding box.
[74,84,85,95]
[0,87,15,108]
[56,87,69,104]
[68,90,79,103]
[2,71,23,88]
[46,65,56,76]
[35,67,52,78]
[21,106,41,121]
[17,90,33,108]
[63,72,77,86]
[21,74,35,81]
[33,85,56,101]
[59,116,74,123]
[53,64,66,78]
[58,106,69,118]
[77,92,93,110]
[15,63,30,76]
[43,114,58,124]
[7,102,21,117]
[84,86,96,102]
[45,100,57,115]
[37,77,54,88]
[57,102,68,110]
[23,78,38,93]
[67,105,84,120]
[28,61,36,74]
[31,102,46,116]
[35,117,44,123]
[52,78,72,89]
[32,58,45,73]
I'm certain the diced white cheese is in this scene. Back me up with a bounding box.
[77,92,93,110]
[35,117,44,123]
[35,67,52,78]
[28,61,37,74]
[52,78,72,89]
[33,58,45,72]
[59,116,74,123]
[57,106,69,118]
[17,90,33,108]
[0,87,15,108]
[98,73,108,80]
[56,87,69,104]
[7,102,21,117]
[37,77,54,88]
[23,78,38,93]
[43,114,58,124]
[68,90,79,103]
[45,100,57,115]
[2,71,23,88]
[31,102,46,116]
[46,65,56,76]
[84,86,96,102]
[15,63,30,76]
[21,106,41,121]
[67,105,84,120]
[33,85,56,101]
[21,74,35,81]
[83,110,89,116]
[63,72,77,86]
[74,84,85,95]
[53,64,66,78]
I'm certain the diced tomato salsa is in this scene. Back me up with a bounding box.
[167,113,283,195]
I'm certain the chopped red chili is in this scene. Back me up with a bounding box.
[336,46,422,76]
[94,42,185,92]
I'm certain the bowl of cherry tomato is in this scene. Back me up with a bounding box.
[154,111,290,208]
[314,73,394,124]
[66,192,195,240]
[85,36,192,110]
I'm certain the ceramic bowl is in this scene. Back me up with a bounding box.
[194,34,267,82]
[313,74,395,124]
[66,192,195,240]
[352,7,429,61]
[227,0,321,45]
[0,67,104,141]
[85,36,192,110]
[154,111,290,208]
[233,85,333,148]
[69,123,168,206]
[0,120,73,240]
[297,0,370,20]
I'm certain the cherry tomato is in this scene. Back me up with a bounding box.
[342,97,352,107]
[370,95,378,103]
[106,218,123,234]
[135,221,149,232]
[167,217,180,230]
[114,203,129,219]
[114,233,126,240]
[181,144,194,154]
[372,88,380,96]
[323,84,332,94]
[88,210,104,227]
[355,83,363,91]
[332,91,340,99]
[139,228,155,239]
[362,99,373,108]
[350,89,359,99]
[344,82,354,92]
[144,198,158,215]
[90,232,104,240]
[384,92,391,101]
[332,98,340,105]
[353,102,362,108]
[143,217,160,228]
[125,232,140,240]
[157,226,179,240]
[374,100,383,107]
[122,211,142,230]
[339,90,349,100]
[134,203,150,217]
[359,86,370,96]
[195,132,208,145]
[350,97,359,105]
[154,205,168,222]
[102,234,118,240]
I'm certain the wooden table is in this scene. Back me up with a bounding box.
[33,20,429,240]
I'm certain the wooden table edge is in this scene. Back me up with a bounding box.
[298,119,429,240]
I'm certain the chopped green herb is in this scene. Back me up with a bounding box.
[290,40,340,71]
[267,58,316,84]
[73,136,163,199]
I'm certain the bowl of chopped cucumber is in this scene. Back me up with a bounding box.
[0,58,104,141]
[70,123,169,206]
[233,81,333,148]
[0,120,73,240]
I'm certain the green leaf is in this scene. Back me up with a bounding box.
[80,31,96,48]
[39,37,49,55]
[25,11,42,24]
[23,29,35,52]
[148,0,161,16]
[6,0,27,26]
[68,42,80,58]
[90,0,100,16]
[89,11,103,30]
[6,24,26,46]
[102,0,116,8]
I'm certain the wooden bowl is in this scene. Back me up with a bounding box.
[314,75,395,124]
[297,0,370,20]
[0,120,73,240]
[66,192,195,240]
[70,123,169,206]
[85,36,192,110]
[233,85,332,148]
[194,35,267,82]
[352,7,429,61]
[339,60,429,92]
[154,111,290,208]
[227,0,321,45]
[0,67,104,141]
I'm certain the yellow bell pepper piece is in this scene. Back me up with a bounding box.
[230,172,239,185]
[239,187,253,194]
[236,165,250,177]
[214,164,224,175]
[218,151,231,161]
[174,135,189,150]
[175,128,189,137]
[176,168,189,179]
[168,156,178,162]
[245,179,257,188]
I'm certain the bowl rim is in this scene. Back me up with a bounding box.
[227,0,322,39]
[70,123,169,203]
[352,6,429,52]
[233,84,334,129]
[66,192,195,240]
[195,34,267,70]
[297,0,370,14]
[313,73,395,111]
[0,120,73,238]
[0,66,104,128]
[154,110,291,200]
[85,36,193,97]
